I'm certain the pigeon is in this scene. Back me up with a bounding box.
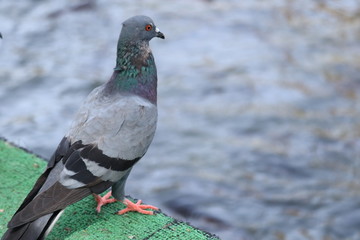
[2,15,164,240]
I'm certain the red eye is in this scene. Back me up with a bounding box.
[145,24,153,31]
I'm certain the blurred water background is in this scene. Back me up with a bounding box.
[1,1,360,239]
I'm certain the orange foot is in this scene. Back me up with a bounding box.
[93,191,158,215]
[118,199,159,215]
[93,191,116,213]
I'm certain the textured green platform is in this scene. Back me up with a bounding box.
[0,139,220,239]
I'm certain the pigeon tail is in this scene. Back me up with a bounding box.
[2,211,63,240]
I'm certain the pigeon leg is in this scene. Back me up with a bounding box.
[117,198,158,215]
[93,191,117,213]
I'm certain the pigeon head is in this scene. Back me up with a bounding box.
[119,15,165,43]
[107,16,163,104]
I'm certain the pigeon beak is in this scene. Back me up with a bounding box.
[155,27,165,39]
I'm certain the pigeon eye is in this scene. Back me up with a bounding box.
[145,24,153,31]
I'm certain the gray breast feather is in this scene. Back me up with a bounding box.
[66,86,157,160]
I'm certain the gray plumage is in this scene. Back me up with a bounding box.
[2,15,164,240]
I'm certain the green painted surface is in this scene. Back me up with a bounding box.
[0,139,220,239]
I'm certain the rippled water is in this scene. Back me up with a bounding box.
[1,1,360,239]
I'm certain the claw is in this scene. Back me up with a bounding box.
[93,191,117,213]
[117,198,158,215]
